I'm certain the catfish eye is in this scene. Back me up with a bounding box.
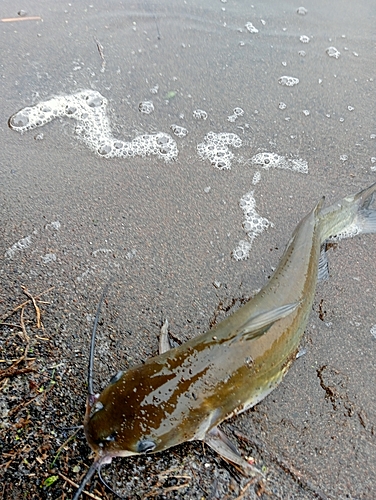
[104,433,116,442]
[137,439,156,453]
[109,370,124,385]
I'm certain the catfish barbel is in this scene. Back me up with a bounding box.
[73,183,376,498]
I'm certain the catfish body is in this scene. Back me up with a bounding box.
[78,183,376,497]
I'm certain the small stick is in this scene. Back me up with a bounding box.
[1,16,42,22]
[21,286,41,328]
[93,37,106,73]
[20,306,30,343]
[233,478,257,500]
[58,472,103,500]
[0,322,23,329]
[1,444,30,470]
[0,364,35,382]
[0,358,35,363]
[1,286,54,321]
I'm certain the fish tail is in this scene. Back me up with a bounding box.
[319,182,376,242]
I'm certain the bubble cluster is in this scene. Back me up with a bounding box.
[233,191,272,261]
[326,46,340,59]
[170,124,188,137]
[9,90,178,162]
[252,171,261,185]
[245,22,258,34]
[227,107,244,122]
[193,109,208,120]
[278,76,300,87]
[299,35,310,43]
[251,152,308,174]
[278,102,287,110]
[232,240,253,261]
[197,131,242,170]
[5,235,32,259]
[139,101,154,114]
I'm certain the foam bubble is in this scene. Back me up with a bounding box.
[9,90,178,162]
[252,171,261,185]
[193,109,208,120]
[5,235,32,259]
[227,107,244,122]
[233,107,244,116]
[233,240,253,261]
[233,191,273,261]
[139,101,154,114]
[326,46,340,59]
[251,152,308,174]
[278,76,300,87]
[297,6,308,15]
[197,131,242,170]
[170,124,188,137]
[41,253,57,264]
[245,22,258,34]
[299,35,310,43]
[278,102,287,110]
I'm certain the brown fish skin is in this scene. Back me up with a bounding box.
[82,183,376,474]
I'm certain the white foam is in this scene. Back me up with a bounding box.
[197,131,242,170]
[139,101,154,114]
[251,152,308,174]
[278,76,300,87]
[170,124,188,137]
[227,107,244,122]
[5,235,32,259]
[326,47,340,59]
[9,90,178,162]
[41,253,57,264]
[299,35,310,43]
[193,109,208,120]
[245,22,258,34]
[233,191,273,261]
[297,7,308,15]
[252,171,261,185]
[233,239,253,261]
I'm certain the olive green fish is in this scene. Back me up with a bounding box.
[73,183,376,499]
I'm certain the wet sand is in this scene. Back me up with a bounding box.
[1,0,376,498]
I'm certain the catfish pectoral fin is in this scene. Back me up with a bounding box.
[234,301,300,343]
[203,426,263,476]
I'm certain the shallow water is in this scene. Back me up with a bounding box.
[1,1,376,499]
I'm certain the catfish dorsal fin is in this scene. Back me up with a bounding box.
[233,301,300,342]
